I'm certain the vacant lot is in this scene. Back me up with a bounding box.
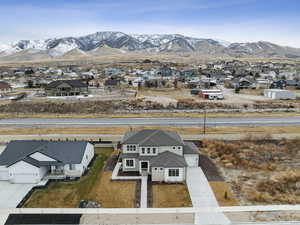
[202,137,300,205]
[23,147,136,208]
[152,184,192,208]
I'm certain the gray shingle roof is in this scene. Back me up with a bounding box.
[150,152,187,168]
[122,129,184,146]
[0,140,89,167]
[46,80,87,88]
[183,142,199,154]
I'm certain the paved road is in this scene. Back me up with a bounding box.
[0,117,300,128]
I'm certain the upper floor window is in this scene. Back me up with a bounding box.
[126,145,136,151]
[147,148,151,154]
[152,148,156,154]
[142,148,145,154]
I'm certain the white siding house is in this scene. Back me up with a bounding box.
[120,129,199,183]
[0,141,95,184]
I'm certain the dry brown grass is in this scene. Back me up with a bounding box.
[89,171,136,208]
[152,184,192,208]
[209,182,238,206]
[0,111,298,120]
[3,126,300,136]
[23,148,136,208]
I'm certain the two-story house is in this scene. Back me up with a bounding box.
[120,129,199,182]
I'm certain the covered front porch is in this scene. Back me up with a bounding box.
[43,165,66,180]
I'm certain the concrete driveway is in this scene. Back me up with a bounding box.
[186,167,230,225]
[0,181,36,208]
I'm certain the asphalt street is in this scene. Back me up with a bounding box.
[0,117,299,128]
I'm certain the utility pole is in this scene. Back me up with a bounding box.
[203,107,206,136]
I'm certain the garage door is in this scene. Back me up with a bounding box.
[185,155,199,167]
[12,173,38,184]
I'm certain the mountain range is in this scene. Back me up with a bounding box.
[0,31,300,62]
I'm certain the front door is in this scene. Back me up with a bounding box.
[140,161,149,174]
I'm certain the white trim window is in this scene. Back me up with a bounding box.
[168,168,179,177]
[125,159,135,168]
[126,145,136,152]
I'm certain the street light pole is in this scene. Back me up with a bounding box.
[203,107,206,136]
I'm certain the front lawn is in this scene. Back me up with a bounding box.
[209,182,238,206]
[152,184,192,208]
[23,147,136,208]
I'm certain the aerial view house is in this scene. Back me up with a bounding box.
[120,129,199,182]
[0,140,94,184]
[0,81,12,94]
[45,80,88,96]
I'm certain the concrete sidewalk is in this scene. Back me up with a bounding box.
[186,167,230,225]
[140,176,148,208]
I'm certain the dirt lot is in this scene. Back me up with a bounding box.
[152,184,192,208]
[202,137,300,205]
[23,148,136,208]
[0,87,298,117]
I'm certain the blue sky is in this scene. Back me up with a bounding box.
[0,0,300,47]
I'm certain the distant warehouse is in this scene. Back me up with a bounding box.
[264,89,296,100]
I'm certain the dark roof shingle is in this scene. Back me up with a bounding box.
[122,129,183,146]
[0,140,89,167]
[46,80,87,88]
[150,151,187,168]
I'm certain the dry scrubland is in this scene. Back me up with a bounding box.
[202,136,300,205]
[0,96,298,117]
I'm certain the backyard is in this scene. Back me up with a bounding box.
[23,147,136,208]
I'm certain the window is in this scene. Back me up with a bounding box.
[142,148,145,154]
[126,145,136,151]
[147,148,151,154]
[173,147,176,149]
[125,159,134,168]
[154,168,158,170]
[168,169,179,177]
[152,148,156,154]
[69,164,76,170]
[160,168,163,171]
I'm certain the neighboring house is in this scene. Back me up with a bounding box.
[0,140,94,184]
[256,79,271,89]
[0,81,12,93]
[45,80,88,96]
[104,78,121,89]
[233,78,256,89]
[120,129,199,183]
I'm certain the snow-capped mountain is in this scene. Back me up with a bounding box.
[0,31,300,61]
